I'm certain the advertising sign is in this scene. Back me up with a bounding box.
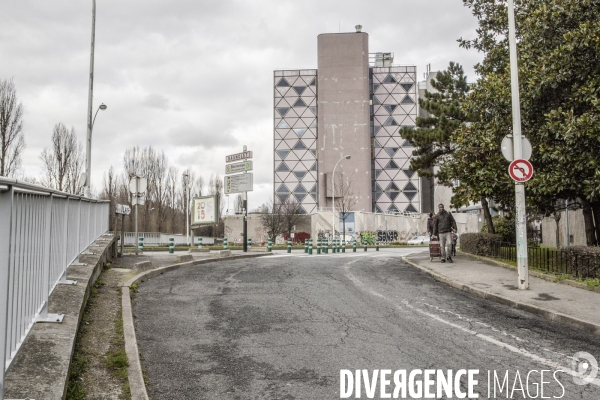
[225,160,253,175]
[192,196,218,225]
[224,173,253,194]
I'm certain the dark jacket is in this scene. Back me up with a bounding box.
[427,217,434,236]
[433,210,457,236]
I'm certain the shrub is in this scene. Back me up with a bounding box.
[561,246,600,279]
[482,214,537,244]
[460,233,503,256]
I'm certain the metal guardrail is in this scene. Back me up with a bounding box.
[0,177,109,396]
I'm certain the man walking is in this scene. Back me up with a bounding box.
[432,204,457,263]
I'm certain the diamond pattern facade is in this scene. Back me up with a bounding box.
[370,66,420,213]
[274,70,318,214]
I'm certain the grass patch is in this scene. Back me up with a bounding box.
[66,281,101,399]
[104,294,131,399]
[130,282,139,293]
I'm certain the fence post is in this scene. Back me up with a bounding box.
[0,186,14,396]
[38,194,63,323]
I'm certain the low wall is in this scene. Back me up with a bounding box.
[4,234,116,399]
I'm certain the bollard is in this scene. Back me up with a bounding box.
[342,239,346,253]
[309,238,313,255]
[376,240,379,252]
[267,238,272,252]
[248,238,252,249]
[364,242,368,252]
[353,239,357,252]
[223,237,228,250]
[169,237,174,254]
[324,238,328,254]
[287,238,292,253]
[317,238,321,255]
[139,237,144,252]
[198,237,203,249]
[333,238,337,254]
[304,239,308,254]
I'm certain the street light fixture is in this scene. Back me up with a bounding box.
[332,155,351,242]
[84,102,107,198]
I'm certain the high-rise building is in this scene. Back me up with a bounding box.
[273,27,421,214]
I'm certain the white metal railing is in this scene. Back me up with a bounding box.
[0,177,109,394]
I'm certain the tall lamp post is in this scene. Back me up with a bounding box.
[332,155,351,242]
[84,0,106,198]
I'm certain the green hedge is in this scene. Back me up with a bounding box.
[460,233,503,256]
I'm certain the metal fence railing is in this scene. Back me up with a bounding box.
[0,178,109,394]
[489,241,599,279]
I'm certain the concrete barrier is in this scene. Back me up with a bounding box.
[176,254,193,263]
[249,247,269,252]
[134,261,153,272]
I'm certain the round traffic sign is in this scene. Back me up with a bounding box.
[508,159,534,182]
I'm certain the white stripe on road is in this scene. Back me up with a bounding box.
[341,259,600,388]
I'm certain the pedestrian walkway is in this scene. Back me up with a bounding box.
[404,251,600,336]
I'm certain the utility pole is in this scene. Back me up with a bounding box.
[507,0,529,290]
[84,0,96,198]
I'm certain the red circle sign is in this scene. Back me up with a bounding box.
[509,159,534,182]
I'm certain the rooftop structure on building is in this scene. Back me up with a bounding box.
[274,26,430,215]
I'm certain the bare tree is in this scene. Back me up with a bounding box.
[280,197,308,238]
[99,166,118,230]
[40,123,84,194]
[0,79,25,177]
[259,198,285,241]
[334,173,359,238]
[234,193,244,214]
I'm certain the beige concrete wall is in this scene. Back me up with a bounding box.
[317,32,372,212]
[226,212,478,244]
[541,209,587,248]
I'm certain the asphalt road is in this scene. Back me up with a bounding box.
[133,249,600,399]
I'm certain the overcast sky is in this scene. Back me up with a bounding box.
[1,0,483,209]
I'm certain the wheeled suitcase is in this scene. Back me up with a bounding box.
[429,240,441,261]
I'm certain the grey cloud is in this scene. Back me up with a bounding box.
[142,93,170,109]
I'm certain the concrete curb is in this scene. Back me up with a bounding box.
[120,253,272,400]
[402,256,600,337]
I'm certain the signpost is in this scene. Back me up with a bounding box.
[225,146,253,252]
[225,161,253,175]
[224,174,253,194]
[115,203,130,258]
[129,176,146,255]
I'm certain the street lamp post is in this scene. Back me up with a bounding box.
[183,173,190,246]
[84,0,106,198]
[332,155,351,243]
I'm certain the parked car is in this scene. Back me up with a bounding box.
[407,236,430,245]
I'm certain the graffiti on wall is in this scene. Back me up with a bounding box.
[377,230,399,243]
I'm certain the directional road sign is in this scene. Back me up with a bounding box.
[226,151,253,163]
[225,160,253,175]
[129,176,147,194]
[509,159,534,182]
[224,173,253,194]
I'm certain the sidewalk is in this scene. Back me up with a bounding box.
[403,251,600,336]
